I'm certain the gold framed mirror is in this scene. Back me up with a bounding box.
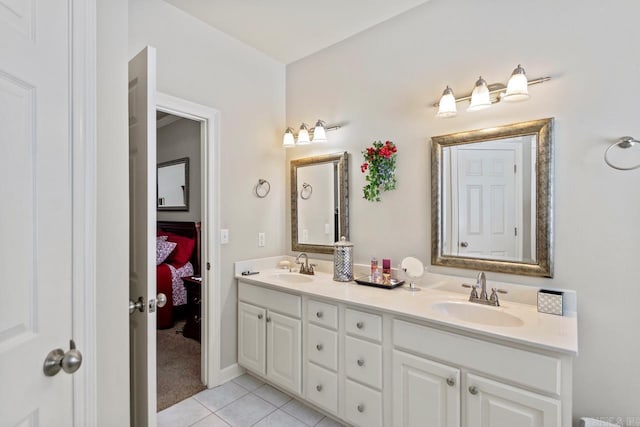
[431,118,554,277]
[291,152,349,254]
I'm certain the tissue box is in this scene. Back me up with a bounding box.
[537,290,563,316]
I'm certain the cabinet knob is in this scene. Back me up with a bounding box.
[258,313,263,320]
[316,311,323,318]
[316,384,323,392]
[356,321,364,329]
[357,403,365,413]
[266,316,271,323]
[357,358,365,367]
[316,343,323,351]
[468,385,478,395]
[446,377,455,387]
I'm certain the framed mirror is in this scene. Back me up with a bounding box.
[431,118,554,277]
[291,152,349,254]
[157,157,189,211]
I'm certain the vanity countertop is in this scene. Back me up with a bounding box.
[236,268,578,355]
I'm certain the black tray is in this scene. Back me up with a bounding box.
[354,275,405,289]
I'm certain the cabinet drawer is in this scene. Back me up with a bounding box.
[345,308,382,342]
[307,324,338,371]
[307,299,338,330]
[393,319,562,395]
[345,380,382,427]
[239,281,301,318]
[345,336,382,389]
[306,362,338,414]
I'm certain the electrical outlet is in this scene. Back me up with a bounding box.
[220,229,229,244]
[302,229,309,242]
[258,232,265,247]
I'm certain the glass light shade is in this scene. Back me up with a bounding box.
[312,120,327,142]
[282,128,295,147]
[436,86,457,118]
[467,76,491,111]
[297,123,310,145]
[503,64,530,102]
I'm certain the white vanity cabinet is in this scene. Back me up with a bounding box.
[238,282,302,394]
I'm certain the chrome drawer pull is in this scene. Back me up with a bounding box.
[357,358,365,367]
[316,384,323,392]
[468,385,478,395]
[357,403,365,413]
[316,311,323,318]
[446,377,455,387]
[356,321,364,329]
[316,343,323,351]
[257,313,263,320]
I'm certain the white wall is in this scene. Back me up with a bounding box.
[157,117,201,222]
[96,0,130,425]
[129,0,286,368]
[286,0,640,420]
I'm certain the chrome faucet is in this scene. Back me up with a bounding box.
[462,271,506,307]
[295,252,315,275]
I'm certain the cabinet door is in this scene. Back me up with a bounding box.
[393,350,460,427]
[238,302,266,375]
[465,374,561,427]
[267,311,301,394]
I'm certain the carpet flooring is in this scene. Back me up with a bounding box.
[157,320,205,412]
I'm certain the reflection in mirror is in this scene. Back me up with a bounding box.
[431,118,554,277]
[157,157,189,211]
[291,152,349,254]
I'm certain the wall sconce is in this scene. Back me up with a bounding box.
[434,65,551,118]
[283,119,342,147]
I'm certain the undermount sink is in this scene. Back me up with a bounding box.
[432,301,524,327]
[269,273,314,284]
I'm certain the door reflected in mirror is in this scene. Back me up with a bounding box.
[432,118,554,277]
[291,152,349,254]
[157,157,189,211]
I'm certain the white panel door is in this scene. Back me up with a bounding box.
[393,350,460,427]
[238,302,266,375]
[0,0,76,425]
[267,311,301,394]
[465,374,561,427]
[129,46,157,427]
[457,148,518,259]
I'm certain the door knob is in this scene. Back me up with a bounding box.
[157,293,167,308]
[460,241,469,248]
[129,296,144,314]
[43,340,83,376]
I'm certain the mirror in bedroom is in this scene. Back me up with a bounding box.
[157,157,189,211]
[431,118,554,277]
[291,152,349,254]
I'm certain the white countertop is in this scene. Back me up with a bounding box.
[235,266,578,356]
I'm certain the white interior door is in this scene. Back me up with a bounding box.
[457,147,519,259]
[0,0,77,425]
[129,46,157,427]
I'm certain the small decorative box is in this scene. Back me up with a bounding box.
[537,290,563,316]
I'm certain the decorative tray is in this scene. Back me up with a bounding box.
[354,275,405,289]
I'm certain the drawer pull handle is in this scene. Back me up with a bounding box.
[316,344,323,351]
[468,386,478,395]
[446,377,455,387]
[357,404,365,413]
[316,384,323,392]
[257,314,263,320]
[356,321,364,329]
[316,311,323,318]
[357,358,365,367]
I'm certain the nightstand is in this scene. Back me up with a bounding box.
[182,276,201,342]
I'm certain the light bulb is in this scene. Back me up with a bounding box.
[282,127,295,147]
[436,86,457,118]
[312,120,327,142]
[467,76,491,111]
[503,64,530,102]
[297,123,310,145]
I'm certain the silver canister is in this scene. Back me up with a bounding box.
[333,236,354,282]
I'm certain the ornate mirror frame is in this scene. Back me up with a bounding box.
[291,152,349,254]
[431,118,554,277]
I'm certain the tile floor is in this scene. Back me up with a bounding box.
[158,373,347,427]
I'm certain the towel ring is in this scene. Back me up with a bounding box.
[300,183,313,200]
[604,136,640,171]
[255,179,271,198]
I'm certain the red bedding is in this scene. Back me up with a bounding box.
[157,263,174,329]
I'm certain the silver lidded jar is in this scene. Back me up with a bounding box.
[333,236,354,282]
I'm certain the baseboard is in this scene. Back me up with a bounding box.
[215,363,245,385]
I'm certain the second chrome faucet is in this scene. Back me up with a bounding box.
[463,272,507,307]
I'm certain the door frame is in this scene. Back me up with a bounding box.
[156,92,223,387]
[71,0,98,425]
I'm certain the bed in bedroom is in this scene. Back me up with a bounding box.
[156,221,201,329]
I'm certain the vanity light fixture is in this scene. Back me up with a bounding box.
[433,64,551,118]
[282,119,342,147]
